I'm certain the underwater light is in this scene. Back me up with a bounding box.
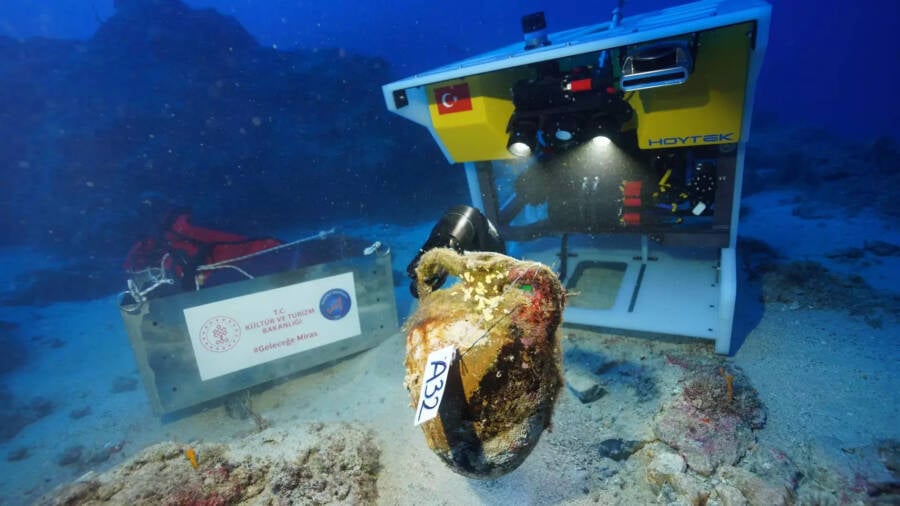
[586,115,618,145]
[508,140,534,157]
[591,135,612,147]
[507,120,538,157]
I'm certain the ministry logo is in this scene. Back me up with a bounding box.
[319,288,352,321]
[199,316,241,352]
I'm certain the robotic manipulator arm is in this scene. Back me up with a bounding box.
[407,205,506,298]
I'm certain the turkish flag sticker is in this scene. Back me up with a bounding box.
[435,83,472,115]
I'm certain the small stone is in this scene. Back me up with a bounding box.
[646,450,686,487]
[714,482,749,506]
[566,368,607,404]
[644,447,713,504]
[670,472,712,505]
[718,465,793,506]
[735,444,800,495]
[598,438,644,461]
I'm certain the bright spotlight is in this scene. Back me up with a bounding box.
[508,140,533,157]
[507,120,538,157]
[591,135,612,147]
[586,115,618,147]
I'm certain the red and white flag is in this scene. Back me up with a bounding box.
[434,83,472,115]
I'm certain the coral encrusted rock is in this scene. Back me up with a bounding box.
[404,248,565,479]
[653,366,765,476]
[38,422,379,505]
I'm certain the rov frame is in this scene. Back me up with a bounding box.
[383,0,771,354]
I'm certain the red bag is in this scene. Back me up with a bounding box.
[124,211,282,291]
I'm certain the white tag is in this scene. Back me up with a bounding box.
[414,345,456,426]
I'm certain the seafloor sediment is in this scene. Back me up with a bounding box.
[37,324,898,505]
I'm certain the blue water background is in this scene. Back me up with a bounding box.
[0,1,898,502]
[2,0,898,140]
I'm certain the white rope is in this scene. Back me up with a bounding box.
[193,264,255,291]
[192,228,337,290]
[196,228,336,271]
[118,253,176,312]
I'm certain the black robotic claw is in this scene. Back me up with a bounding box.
[407,205,506,298]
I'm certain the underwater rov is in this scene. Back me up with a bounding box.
[384,0,771,354]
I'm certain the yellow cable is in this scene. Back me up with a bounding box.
[659,169,672,186]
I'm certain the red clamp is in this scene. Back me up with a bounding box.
[621,180,644,226]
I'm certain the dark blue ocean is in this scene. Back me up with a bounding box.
[0,0,897,503]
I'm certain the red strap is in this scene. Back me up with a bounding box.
[622,180,643,211]
[623,181,642,199]
[569,78,592,92]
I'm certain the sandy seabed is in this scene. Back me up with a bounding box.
[0,191,897,505]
